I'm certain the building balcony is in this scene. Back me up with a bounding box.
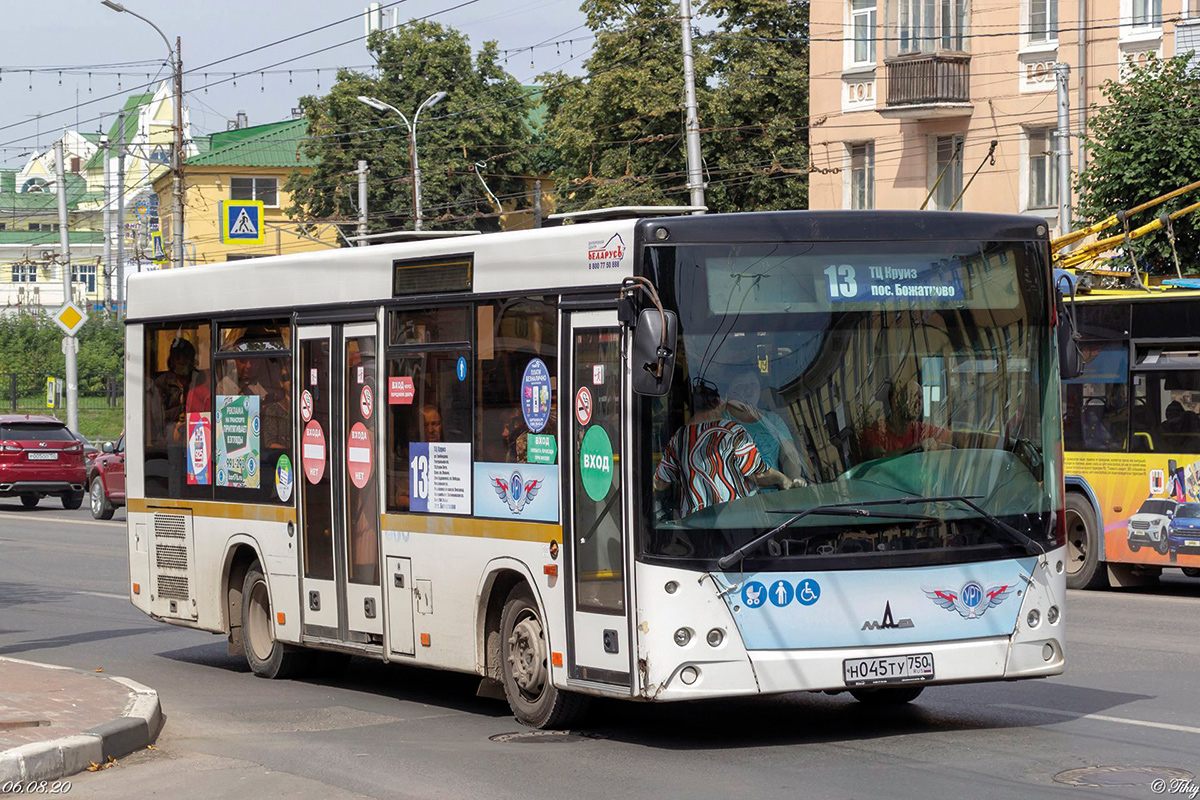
[881,52,973,119]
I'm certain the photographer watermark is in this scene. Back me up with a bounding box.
[1153,777,1200,798]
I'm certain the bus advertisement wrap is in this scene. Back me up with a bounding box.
[1067,451,1200,567]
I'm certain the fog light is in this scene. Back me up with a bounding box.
[1027,609,1041,628]
[674,627,692,646]
[680,666,699,685]
[1047,605,1060,625]
[706,628,724,647]
[665,581,679,594]
[1055,560,1064,574]
[1043,642,1055,661]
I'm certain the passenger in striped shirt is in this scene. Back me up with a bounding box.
[653,380,796,517]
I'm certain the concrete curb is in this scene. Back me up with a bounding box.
[0,658,163,784]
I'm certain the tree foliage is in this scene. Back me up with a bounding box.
[286,21,537,234]
[704,0,809,212]
[1076,55,1200,272]
[540,0,713,210]
[0,312,123,388]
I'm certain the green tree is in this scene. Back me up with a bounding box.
[286,21,537,234]
[541,0,713,211]
[704,0,809,211]
[1076,55,1200,272]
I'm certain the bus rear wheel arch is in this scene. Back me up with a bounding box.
[1065,492,1108,590]
[241,560,310,679]
[498,583,589,729]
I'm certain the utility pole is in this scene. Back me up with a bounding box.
[173,36,185,268]
[357,160,368,246]
[54,138,79,432]
[533,180,543,229]
[101,134,112,312]
[116,110,126,321]
[1055,63,1073,237]
[679,0,705,213]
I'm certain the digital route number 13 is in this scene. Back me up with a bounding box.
[825,264,859,299]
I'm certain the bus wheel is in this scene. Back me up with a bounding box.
[1183,568,1200,578]
[1065,494,1108,590]
[499,585,589,729]
[242,562,309,679]
[849,686,924,705]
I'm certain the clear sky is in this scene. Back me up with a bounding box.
[0,0,590,167]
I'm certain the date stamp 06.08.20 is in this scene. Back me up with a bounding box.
[1,781,71,795]
[1153,778,1200,799]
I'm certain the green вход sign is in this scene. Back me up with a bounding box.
[527,433,557,464]
[579,425,614,502]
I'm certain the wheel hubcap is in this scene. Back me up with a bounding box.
[1065,510,1087,576]
[91,481,102,513]
[507,613,547,698]
[246,578,273,662]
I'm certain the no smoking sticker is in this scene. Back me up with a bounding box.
[360,385,374,420]
[574,387,593,426]
[300,390,314,423]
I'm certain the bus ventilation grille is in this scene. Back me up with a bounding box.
[156,544,188,571]
[156,574,189,600]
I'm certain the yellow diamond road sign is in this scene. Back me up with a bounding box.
[54,301,87,337]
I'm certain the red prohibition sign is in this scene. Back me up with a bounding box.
[360,385,374,420]
[300,390,314,423]
[575,386,593,426]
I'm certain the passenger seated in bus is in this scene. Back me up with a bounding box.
[723,370,810,488]
[858,380,952,459]
[422,404,444,442]
[1161,400,1199,451]
[147,338,210,495]
[653,379,795,517]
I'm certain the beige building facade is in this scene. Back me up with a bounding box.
[809,0,1197,233]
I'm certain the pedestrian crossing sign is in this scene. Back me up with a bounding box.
[221,200,265,245]
[151,230,168,266]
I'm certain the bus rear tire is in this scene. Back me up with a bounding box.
[849,686,925,705]
[1065,493,1108,590]
[242,562,310,679]
[1183,568,1200,578]
[499,584,589,729]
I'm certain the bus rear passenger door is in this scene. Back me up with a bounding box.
[297,326,340,637]
[565,311,632,689]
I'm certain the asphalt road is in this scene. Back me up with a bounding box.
[3,500,1200,799]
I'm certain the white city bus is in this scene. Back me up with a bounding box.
[125,209,1068,728]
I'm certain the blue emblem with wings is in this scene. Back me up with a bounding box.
[491,471,543,515]
[923,579,1016,620]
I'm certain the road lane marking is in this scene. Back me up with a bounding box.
[73,591,129,601]
[995,703,1200,735]
[0,514,123,528]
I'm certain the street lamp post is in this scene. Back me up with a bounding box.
[358,92,447,230]
[101,1,184,270]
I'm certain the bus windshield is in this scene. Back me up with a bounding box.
[638,239,1062,570]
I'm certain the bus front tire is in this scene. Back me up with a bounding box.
[1065,493,1108,590]
[849,686,925,705]
[242,562,309,679]
[499,584,589,729]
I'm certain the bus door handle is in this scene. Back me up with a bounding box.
[394,573,405,588]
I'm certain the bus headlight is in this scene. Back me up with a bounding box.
[674,627,692,646]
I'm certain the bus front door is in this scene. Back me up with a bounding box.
[565,310,632,689]
[297,322,383,647]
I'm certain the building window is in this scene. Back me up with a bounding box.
[1133,0,1162,27]
[849,143,875,209]
[1028,128,1057,210]
[894,0,968,54]
[1029,0,1058,42]
[28,223,60,232]
[230,177,279,207]
[852,0,878,64]
[21,178,47,194]
[11,263,37,283]
[72,263,97,293]
[931,135,965,210]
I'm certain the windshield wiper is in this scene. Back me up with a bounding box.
[716,503,939,570]
[876,494,1046,557]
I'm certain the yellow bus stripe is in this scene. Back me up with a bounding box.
[128,497,296,524]
[381,513,561,544]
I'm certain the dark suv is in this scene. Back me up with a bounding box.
[0,415,87,509]
[88,435,125,520]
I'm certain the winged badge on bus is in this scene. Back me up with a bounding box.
[491,472,543,514]
[922,580,1016,619]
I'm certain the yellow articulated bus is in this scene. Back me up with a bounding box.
[1061,284,1200,588]
[125,209,1068,728]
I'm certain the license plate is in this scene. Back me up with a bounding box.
[843,653,935,686]
[27,452,58,461]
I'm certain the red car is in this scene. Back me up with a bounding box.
[88,434,125,520]
[0,415,87,509]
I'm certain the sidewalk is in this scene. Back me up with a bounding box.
[0,657,162,783]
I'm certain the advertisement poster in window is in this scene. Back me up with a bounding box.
[186,412,211,485]
[409,442,471,514]
[216,394,261,488]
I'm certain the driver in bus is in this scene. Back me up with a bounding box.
[724,369,811,487]
[653,379,795,517]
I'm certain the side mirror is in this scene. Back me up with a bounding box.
[1056,278,1082,381]
[102,441,115,454]
[631,308,678,396]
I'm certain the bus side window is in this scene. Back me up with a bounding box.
[143,321,212,499]
[1063,341,1129,453]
